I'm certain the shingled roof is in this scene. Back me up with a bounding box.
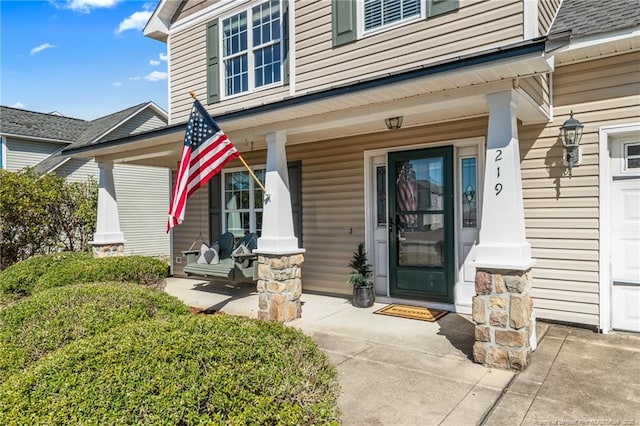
[1,102,167,174]
[550,0,640,37]
[0,106,89,143]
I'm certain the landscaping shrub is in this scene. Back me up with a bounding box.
[0,283,189,382]
[0,251,90,300]
[34,255,168,292]
[0,315,340,425]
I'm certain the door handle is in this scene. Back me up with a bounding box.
[388,217,394,233]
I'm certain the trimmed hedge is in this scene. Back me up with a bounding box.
[34,255,168,291]
[0,252,90,300]
[0,315,340,425]
[0,254,168,303]
[0,283,189,382]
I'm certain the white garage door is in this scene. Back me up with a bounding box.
[610,136,640,332]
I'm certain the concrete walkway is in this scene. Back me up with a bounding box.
[164,278,640,425]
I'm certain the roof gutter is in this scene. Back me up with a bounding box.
[64,37,548,157]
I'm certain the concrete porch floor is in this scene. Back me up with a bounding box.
[164,277,640,425]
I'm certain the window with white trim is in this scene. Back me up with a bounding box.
[625,143,640,170]
[363,0,422,33]
[221,0,281,97]
[222,169,265,242]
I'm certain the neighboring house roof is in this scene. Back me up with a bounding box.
[550,0,640,37]
[0,106,89,143]
[0,102,168,174]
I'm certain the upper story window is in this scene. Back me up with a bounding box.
[363,0,421,33]
[221,0,281,98]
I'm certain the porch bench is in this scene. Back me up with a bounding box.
[181,233,258,283]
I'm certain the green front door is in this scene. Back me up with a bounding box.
[388,146,454,302]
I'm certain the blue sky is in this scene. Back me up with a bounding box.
[1,0,168,120]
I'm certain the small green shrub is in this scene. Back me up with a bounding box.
[0,315,340,425]
[0,283,189,382]
[0,252,90,300]
[34,255,168,292]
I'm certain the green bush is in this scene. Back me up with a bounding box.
[34,255,168,293]
[0,283,189,382]
[0,315,340,425]
[0,252,91,300]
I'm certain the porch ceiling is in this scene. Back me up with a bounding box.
[79,46,553,168]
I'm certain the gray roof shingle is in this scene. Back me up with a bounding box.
[74,102,150,146]
[0,106,89,143]
[550,0,640,37]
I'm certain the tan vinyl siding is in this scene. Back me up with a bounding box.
[286,117,489,295]
[169,10,289,123]
[173,0,219,23]
[520,52,640,327]
[518,74,551,116]
[171,174,210,277]
[99,110,167,142]
[538,0,561,36]
[113,165,171,257]
[296,0,524,93]
[4,138,64,171]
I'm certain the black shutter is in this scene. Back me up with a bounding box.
[332,0,357,47]
[288,161,303,244]
[208,173,222,243]
[206,20,220,104]
[426,0,459,18]
[282,0,290,85]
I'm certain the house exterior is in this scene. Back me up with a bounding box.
[0,103,171,258]
[63,0,639,338]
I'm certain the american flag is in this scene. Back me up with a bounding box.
[167,99,239,231]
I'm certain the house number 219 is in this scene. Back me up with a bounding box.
[494,149,503,196]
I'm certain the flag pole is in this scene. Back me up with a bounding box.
[188,92,268,195]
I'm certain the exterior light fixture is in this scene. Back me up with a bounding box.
[385,116,403,130]
[560,111,584,177]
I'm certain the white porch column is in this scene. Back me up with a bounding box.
[255,131,304,322]
[472,90,536,371]
[91,160,125,257]
[475,90,533,269]
[256,131,303,254]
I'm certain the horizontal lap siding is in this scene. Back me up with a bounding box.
[5,138,64,171]
[100,110,167,141]
[286,118,488,295]
[296,0,523,93]
[520,52,640,327]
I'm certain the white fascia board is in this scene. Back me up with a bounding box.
[557,26,640,54]
[170,0,244,35]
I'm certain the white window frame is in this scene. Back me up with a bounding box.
[221,166,266,238]
[357,0,424,38]
[219,0,283,100]
[623,142,640,172]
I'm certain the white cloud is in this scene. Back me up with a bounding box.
[65,0,121,13]
[149,59,160,66]
[128,76,141,81]
[159,52,168,61]
[112,81,122,87]
[115,10,152,34]
[30,43,55,55]
[11,102,25,109]
[144,71,167,82]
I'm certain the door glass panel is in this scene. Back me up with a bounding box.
[396,158,444,218]
[376,165,386,226]
[461,157,477,228]
[398,214,444,267]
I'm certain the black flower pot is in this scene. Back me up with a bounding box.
[352,284,375,308]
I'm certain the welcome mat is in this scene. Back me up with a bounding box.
[374,304,448,322]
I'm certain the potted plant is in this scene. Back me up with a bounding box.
[348,242,375,308]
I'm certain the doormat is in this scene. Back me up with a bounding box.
[374,304,448,322]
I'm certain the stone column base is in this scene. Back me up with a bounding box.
[472,268,535,371]
[256,253,304,322]
[91,242,125,258]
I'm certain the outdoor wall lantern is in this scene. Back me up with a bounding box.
[385,116,403,130]
[560,111,584,177]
